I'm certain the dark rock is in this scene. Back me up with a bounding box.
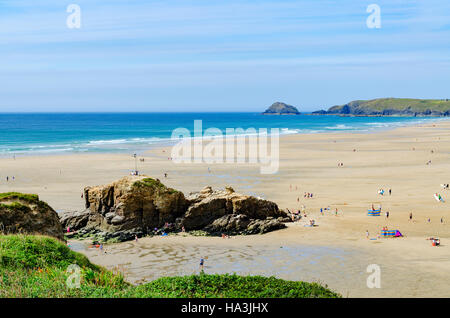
[59,209,92,231]
[262,102,300,115]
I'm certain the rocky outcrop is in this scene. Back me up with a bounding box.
[312,98,450,117]
[262,102,300,115]
[61,178,289,242]
[180,186,287,232]
[62,176,187,240]
[59,209,93,232]
[204,214,287,235]
[0,192,64,240]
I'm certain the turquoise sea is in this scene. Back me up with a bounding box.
[0,113,444,156]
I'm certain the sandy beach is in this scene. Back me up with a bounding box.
[2,120,450,297]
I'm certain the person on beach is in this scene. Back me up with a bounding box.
[199,257,205,271]
[385,211,389,219]
[135,235,138,242]
[389,189,392,195]
[335,208,338,216]
[409,212,413,221]
[366,230,369,239]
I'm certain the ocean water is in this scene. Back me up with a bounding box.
[0,113,444,156]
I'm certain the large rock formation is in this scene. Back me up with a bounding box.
[61,176,187,241]
[0,192,64,240]
[312,98,450,117]
[181,186,288,232]
[60,177,289,242]
[262,102,300,115]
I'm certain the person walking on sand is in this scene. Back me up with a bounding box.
[389,189,392,195]
[409,212,413,221]
[135,235,138,242]
[199,257,205,272]
[366,230,369,239]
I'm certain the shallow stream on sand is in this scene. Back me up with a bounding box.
[73,240,396,297]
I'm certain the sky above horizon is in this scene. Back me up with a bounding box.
[1,0,450,112]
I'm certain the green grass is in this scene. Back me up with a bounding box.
[0,192,39,203]
[133,178,179,194]
[129,274,340,298]
[0,202,31,213]
[0,235,340,298]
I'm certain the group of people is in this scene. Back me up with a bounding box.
[427,237,441,246]
[303,192,314,199]
[4,176,15,181]
[434,192,444,202]
[377,188,392,196]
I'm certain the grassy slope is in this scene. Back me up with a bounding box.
[329,98,450,113]
[0,235,340,298]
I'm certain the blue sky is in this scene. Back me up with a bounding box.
[1,0,450,112]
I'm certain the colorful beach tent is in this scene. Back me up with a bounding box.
[367,209,381,216]
[395,230,403,237]
[381,229,396,237]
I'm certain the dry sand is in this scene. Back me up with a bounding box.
[1,120,450,297]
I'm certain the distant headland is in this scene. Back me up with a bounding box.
[262,102,300,115]
[312,98,450,117]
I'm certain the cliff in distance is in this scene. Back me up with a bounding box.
[313,98,450,116]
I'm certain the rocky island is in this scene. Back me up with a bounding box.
[262,102,300,115]
[313,98,450,116]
